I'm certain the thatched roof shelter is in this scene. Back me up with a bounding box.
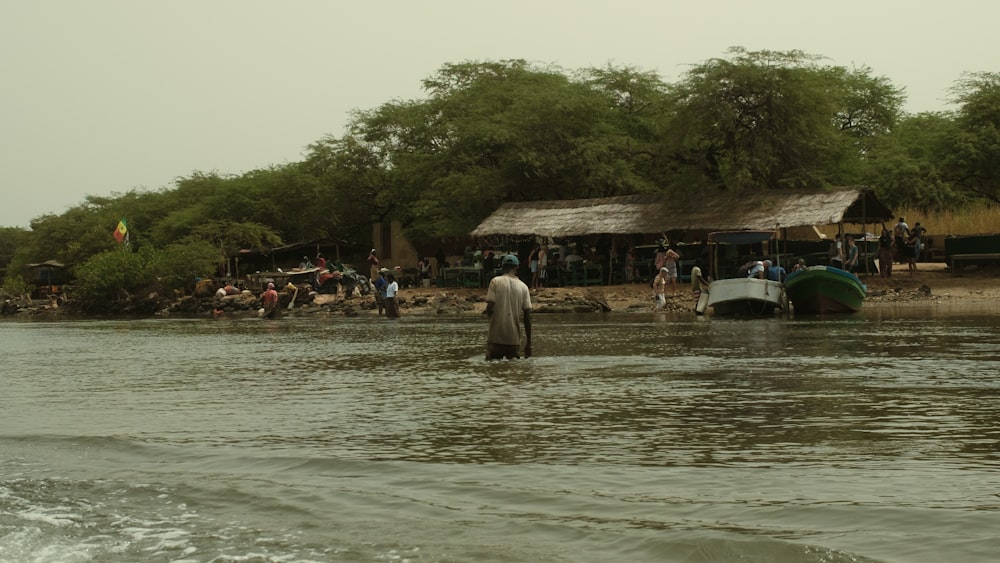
[470,186,893,238]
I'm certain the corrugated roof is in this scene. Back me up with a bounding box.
[470,187,893,237]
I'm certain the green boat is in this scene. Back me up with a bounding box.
[783,265,867,314]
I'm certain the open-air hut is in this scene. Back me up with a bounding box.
[470,186,894,279]
[26,260,68,297]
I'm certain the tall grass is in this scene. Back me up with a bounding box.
[891,205,1000,236]
[819,203,1000,237]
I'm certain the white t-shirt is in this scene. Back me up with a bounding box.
[486,274,531,345]
[386,281,398,298]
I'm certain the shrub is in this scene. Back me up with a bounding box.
[154,241,221,293]
[72,247,159,303]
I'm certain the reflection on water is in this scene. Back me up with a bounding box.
[4,308,998,467]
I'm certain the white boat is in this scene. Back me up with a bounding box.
[705,230,787,316]
[706,277,785,315]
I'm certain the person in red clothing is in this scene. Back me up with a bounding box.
[260,282,279,318]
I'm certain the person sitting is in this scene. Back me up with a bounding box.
[564,248,584,267]
[298,256,313,270]
[737,260,758,277]
[792,258,808,272]
[315,269,343,295]
[481,251,496,273]
[747,261,766,279]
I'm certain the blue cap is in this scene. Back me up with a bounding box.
[502,254,519,266]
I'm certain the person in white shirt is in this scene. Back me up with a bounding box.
[385,273,400,319]
[485,255,532,360]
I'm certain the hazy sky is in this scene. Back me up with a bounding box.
[2,0,996,228]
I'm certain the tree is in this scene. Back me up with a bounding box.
[580,65,674,189]
[0,226,30,294]
[307,60,657,239]
[946,72,1000,204]
[72,246,160,304]
[863,112,962,211]
[664,48,903,193]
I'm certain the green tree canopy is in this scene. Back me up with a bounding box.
[663,48,904,193]
[946,72,1000,204]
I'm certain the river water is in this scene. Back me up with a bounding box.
[2,304,999,562]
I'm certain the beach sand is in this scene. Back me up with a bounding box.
[387,262,1000,316]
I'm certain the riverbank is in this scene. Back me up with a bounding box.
[386,262,999,316]
[3,262,997,318]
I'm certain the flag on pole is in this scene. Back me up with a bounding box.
[113,218,128,244]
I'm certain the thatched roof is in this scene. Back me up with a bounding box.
[470,187,893,238]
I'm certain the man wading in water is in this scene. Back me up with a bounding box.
[484,254,532,361]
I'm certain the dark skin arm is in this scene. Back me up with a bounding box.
[523,310,532,358]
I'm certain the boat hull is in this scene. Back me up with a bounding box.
[784,265,866,314]
[706,278,785,316]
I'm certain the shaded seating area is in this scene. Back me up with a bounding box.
[469,188,895,286]
[441,267,484,288]
[564,263,604,286]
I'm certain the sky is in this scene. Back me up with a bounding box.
[2,0,997,228]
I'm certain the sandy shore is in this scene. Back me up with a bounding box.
[381,262,1000,316]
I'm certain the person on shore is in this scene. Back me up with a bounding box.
[298,256,313,270]
[368,249,380,282]
[690,262,708,310]
[435,248,446,278]
[528,244,540,290]
[910,222,927,261]
[384,273,399,318]
[373,268,388,314]
[894,217,910,263]
[663,245,681,295]
[564,247,584,267]
[536,245,548,289]
[844,235,859,273]
[904,233,919,274]
[315,253,326,271]
[260,282,279,318]
[652,267,668,310]
[485,255,532,360]
[878,226,895,278]
[829,234,845,268]
[654,241,668,273]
